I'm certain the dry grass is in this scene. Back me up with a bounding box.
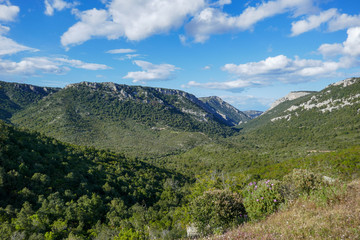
[205,180,360,240]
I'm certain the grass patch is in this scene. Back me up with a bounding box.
[205,179,360,240]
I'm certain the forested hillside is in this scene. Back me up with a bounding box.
[5,81,240,157]
[0,81,58,122]
[0,78,359,239]
[0,121,190,239]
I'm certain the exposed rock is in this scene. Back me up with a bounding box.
[267,91,313,112]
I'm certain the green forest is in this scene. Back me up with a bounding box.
[0,79,359,239]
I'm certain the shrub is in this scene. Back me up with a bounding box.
[242,180,283,221]
[282,169,323,200]
[190,189,245,235]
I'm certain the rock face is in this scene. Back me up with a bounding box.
[199,96,251,125]
[267,91,313,112]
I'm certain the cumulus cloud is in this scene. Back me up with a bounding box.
[106,48,136,54]
[123,60,179,83]
[222,55,344,80]
[44,0,77,16]
[291,9,360,36]
[328,13,360,32]
[186,0,314,42]
[0,56,111,76]
[0,26,38,56]
[61,0,205,47]
[291,8,337,36]
[318,27,360,57]
[0,1,19,21]
[55,57,111,70]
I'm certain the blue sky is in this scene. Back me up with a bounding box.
[0,0,360,111]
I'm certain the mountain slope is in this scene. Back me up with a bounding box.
[240,77,360,150]
[0,120,187,239]
[10,82,237,157]
[156,78,360,175]
[0,81,59,121]
[199,96,251,125]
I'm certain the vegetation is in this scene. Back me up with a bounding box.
[0,78,359,239]
[7,82,237,157]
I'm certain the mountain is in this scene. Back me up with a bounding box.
[0,81,59,121]
[243,110,263,119]
[8,81,237,157]
[265,91,315,112]
[157,77,360,175]
[199,96,251,125]
[241,77,360,150]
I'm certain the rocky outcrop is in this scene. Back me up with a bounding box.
[267,91,313,112]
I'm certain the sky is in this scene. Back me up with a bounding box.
[0,0,360,111]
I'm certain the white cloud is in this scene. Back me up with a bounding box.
[61,0,205,47]
[44,0,76,16]
[291,8,337,36]
[106,48,136,54]
[123,60,179,83]
[318,27,360,57]
[117,54,141,61]
[202,65,211,70]
[222,55,344,80]
[291,9,360,36]
[0,57,70,75]
[0,1,19,21]
[0,24,9,34]
[186,0,314,42]
[184,79,259,91]
[55,57,111,70]
[0,34,38,56]
[0,56,111,76]
[328,13,360,32]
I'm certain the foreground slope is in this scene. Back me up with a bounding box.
[10,82,238,157]
[0,121,187,239]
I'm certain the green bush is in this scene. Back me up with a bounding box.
[282,169,323,200]
[190,189,245,235]
[243,180,283,220]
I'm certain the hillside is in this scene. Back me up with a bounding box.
[8,81,238,157]
[0,78,359,239]
[0,81,59,122]
[239,77,360,150]
[199,96,251,125]
[0,121,188,239]
[153,78,360,175]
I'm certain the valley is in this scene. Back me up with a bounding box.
[0,78,359,239]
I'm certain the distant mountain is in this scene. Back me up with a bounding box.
[199,96,251,125]
[0,81,59,121]
[7,81,237,157]
[241,77,360,150]
[243,110,263,119]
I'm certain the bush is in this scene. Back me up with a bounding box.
[243,180,283,221]
[282,169,323,200]
[190,190,245,235]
